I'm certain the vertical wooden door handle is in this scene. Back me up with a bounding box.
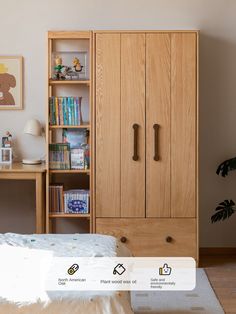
[133,123,139,161]
[153,124,159,161]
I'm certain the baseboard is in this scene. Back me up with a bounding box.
[200,247,236,256]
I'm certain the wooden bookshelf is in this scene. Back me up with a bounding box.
[49,80,90,85]
[49,169,90,174]
[49,213,90,218]
[46,31,93,233]
[49,124,90,129]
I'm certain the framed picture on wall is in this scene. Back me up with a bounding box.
[0,56,23,110]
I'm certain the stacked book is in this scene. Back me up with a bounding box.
[49,186,90,214]
[64,190,90,214]
[49,96,83,126]
[49,143,70,169]
[49,184,64,213]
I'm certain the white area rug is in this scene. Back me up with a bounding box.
[131,269,224,314]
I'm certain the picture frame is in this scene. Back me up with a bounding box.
[0,56,23,110]
[0,148,12,164]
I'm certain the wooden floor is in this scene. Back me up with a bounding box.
[200,254,236,314]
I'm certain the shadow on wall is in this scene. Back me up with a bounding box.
[199,32,236,247]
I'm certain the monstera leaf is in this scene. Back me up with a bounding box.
[216,157,236,177]
[211,200,236,223]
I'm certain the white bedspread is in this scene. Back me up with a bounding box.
[0,233,133,314]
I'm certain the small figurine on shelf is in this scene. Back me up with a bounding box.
[53,56,65,80]
[73,57,83,73]
[63,57,84,80]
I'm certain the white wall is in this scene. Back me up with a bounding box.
[0,0,236,246]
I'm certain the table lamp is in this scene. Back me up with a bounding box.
[22,119,43,165]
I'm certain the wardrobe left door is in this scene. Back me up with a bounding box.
[95,33,121,217]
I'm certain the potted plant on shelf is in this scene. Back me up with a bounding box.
[211,157,236,223]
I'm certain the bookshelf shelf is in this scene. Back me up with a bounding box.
[49,125,90,129]
[49,80,90,85]
[46,31,93,234]
[49,169,90,174]
[49,213,90,218]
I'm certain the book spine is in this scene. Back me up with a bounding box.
[59,97,63,126]
[63,98,66,126]
[68,97,71,125]
[71,97,75,126]
[79,97,83,124]
[55,97,59,125]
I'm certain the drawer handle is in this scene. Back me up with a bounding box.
[120,236,127,243]
[166,236,173,243]
[133,124,139,161]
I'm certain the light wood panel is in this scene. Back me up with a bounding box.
[171,33,197,217]
[96,218,197,258]
[95,34,121,217]
[48,31,90,39]
[121,34,146,218]
[49,80,90,85]
[146,33,171,217]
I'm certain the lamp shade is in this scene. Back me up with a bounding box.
[23,119,42,136]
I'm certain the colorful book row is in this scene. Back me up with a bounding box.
[49,96,83,126]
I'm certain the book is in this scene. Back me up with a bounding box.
[49,96,83,126]
[71,148,84,169]
[64,190,90,214]
[49,184,64,213]
[49,143,70,170]
[62,128,88,149]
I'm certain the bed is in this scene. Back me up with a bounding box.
[0,233,134,314]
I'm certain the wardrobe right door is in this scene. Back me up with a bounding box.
[171,33,197,218]
[146,32,197,219]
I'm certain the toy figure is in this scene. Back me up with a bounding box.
[53,56,65,80]
[73,57,83,72]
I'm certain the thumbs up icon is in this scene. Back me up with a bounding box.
[159,263,172,276]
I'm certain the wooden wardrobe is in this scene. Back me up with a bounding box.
[94,31,198,261]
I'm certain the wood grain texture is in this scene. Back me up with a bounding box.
[0,163,46,173]
[35,172,45,233]
[48,31,90,39]
[171,33,197,218]
[89,30,94,233]
[146,33,171,217]
[121,34,146,218]
[95,34,121,217]
[96,218,197,258]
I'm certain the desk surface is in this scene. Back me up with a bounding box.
[0,162,46,173]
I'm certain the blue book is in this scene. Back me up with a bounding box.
[75,97,80,125]
[71,97,75,125]
[67,97,72,125]
[62,98,67,125]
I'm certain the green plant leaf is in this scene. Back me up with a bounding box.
[216,157,236,177]
[211,199,236,223]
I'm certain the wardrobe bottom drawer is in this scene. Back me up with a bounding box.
[96,218,197,259]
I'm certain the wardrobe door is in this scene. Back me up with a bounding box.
[146,34,171,217]
[171,33,197,217]
[96,34,121,217]
[121,34,146,217]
